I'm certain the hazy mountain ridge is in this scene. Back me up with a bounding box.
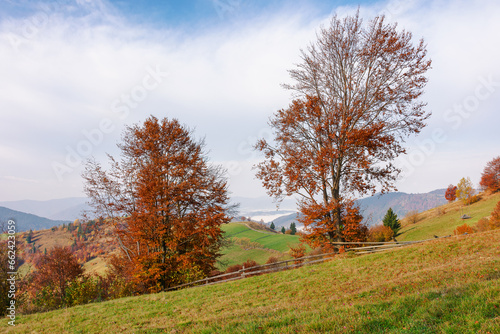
[0,197,89,221]
[1,189,447,232]
[0,206,71,232]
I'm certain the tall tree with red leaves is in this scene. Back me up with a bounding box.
[83,116,233,291]
[255,12,431,248]
[480,156,500,193]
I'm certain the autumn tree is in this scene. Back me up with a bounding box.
[382,208,401,234]
[456,177,474,206]
[480,156,500,193]
[255,11,431,248]
[82,116,233,291]
[29,246,83,305]
[445,184,457,202]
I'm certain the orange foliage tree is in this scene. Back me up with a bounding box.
[480,156,500,193]
[29,246,83,305]
[255,12,431,249]
[445,184,457,202]
[83,116,233,291]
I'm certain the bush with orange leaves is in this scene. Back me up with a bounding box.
[474,201,500,232]
[454,223,474,235]
[368,225,395,242]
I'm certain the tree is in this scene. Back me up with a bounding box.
[255,12,431,247]
[83,116,233,291]
[270,222,275,230]
[26,229,33,243]
[383,208,401,234]
[368,225,394,242]
[29,246,83,304]
[281,226,286,234]
[480,156,500,193]
[456,177,474,205]
[290,222,297,235]
[445,184,457,202]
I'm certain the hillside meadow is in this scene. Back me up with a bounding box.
[218,223,305,269]
[398,191,500,241]
[5,227,499,333]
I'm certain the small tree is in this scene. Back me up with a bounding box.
[290,222,297,235]
[270,222,275,230]
[281,226,286,234]
[445,184,457,202]
[456,177,474,205]
[29,246,83,305]
[26,229,33,243]
[383,208,401,234]
[480,156,500,193]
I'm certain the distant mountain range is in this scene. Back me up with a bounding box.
[245,189,448,229]
[0,206,71,232]
[0,197,89,221]
[0,189,448,232]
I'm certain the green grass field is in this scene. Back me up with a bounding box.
[398,192,500,241]
[217,223,305,269]
[7,228,500,333]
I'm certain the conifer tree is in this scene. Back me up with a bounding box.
[383,208,401,234]
[270,222,275,230]
[290,222,297,235]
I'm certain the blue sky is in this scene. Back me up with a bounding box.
[1,0,499,202]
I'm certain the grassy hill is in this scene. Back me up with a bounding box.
[7,228,500,333]
[218,222,305,270]
[398,191,500,241]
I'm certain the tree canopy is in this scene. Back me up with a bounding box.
[83,116,233,291]
[255,11,431,247]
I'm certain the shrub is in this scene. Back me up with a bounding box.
[454,223,474,235]
[474,218,492,233]
[367,225,394,242]
[469,194,482,205]
[405,210,420,224]
[265,256,280,264]
[289,243,306,259]
[435,207,446,217]
[225,264,243,274]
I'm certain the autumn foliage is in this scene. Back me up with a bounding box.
[83,116,232,292]
[368,225,394,242]
[454,223,474,235]
[255,12,430,250]
[445,184,457,202]
[480,156,500,193]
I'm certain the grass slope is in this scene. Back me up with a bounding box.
[218,223,304,269]
[8,229,500,333]
[398,192,500,241]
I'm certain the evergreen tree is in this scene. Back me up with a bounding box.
[270,222,275,230]
[281,226,286,234]
[26,230,33,243]
[383,208,401,234]
[290,222,297,235]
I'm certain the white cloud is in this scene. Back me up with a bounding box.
[0,0,499,201]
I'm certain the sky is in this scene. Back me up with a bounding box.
[0,0,499,202]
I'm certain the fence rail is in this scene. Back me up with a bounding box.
[167,236,451,292]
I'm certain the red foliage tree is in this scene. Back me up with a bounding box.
[83,116,233,291]
[255,12,430,249]
[480,156,500,193]
[445,184,457,202]
[29,246,83,304]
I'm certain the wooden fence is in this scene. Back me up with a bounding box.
[167,236,450,292]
